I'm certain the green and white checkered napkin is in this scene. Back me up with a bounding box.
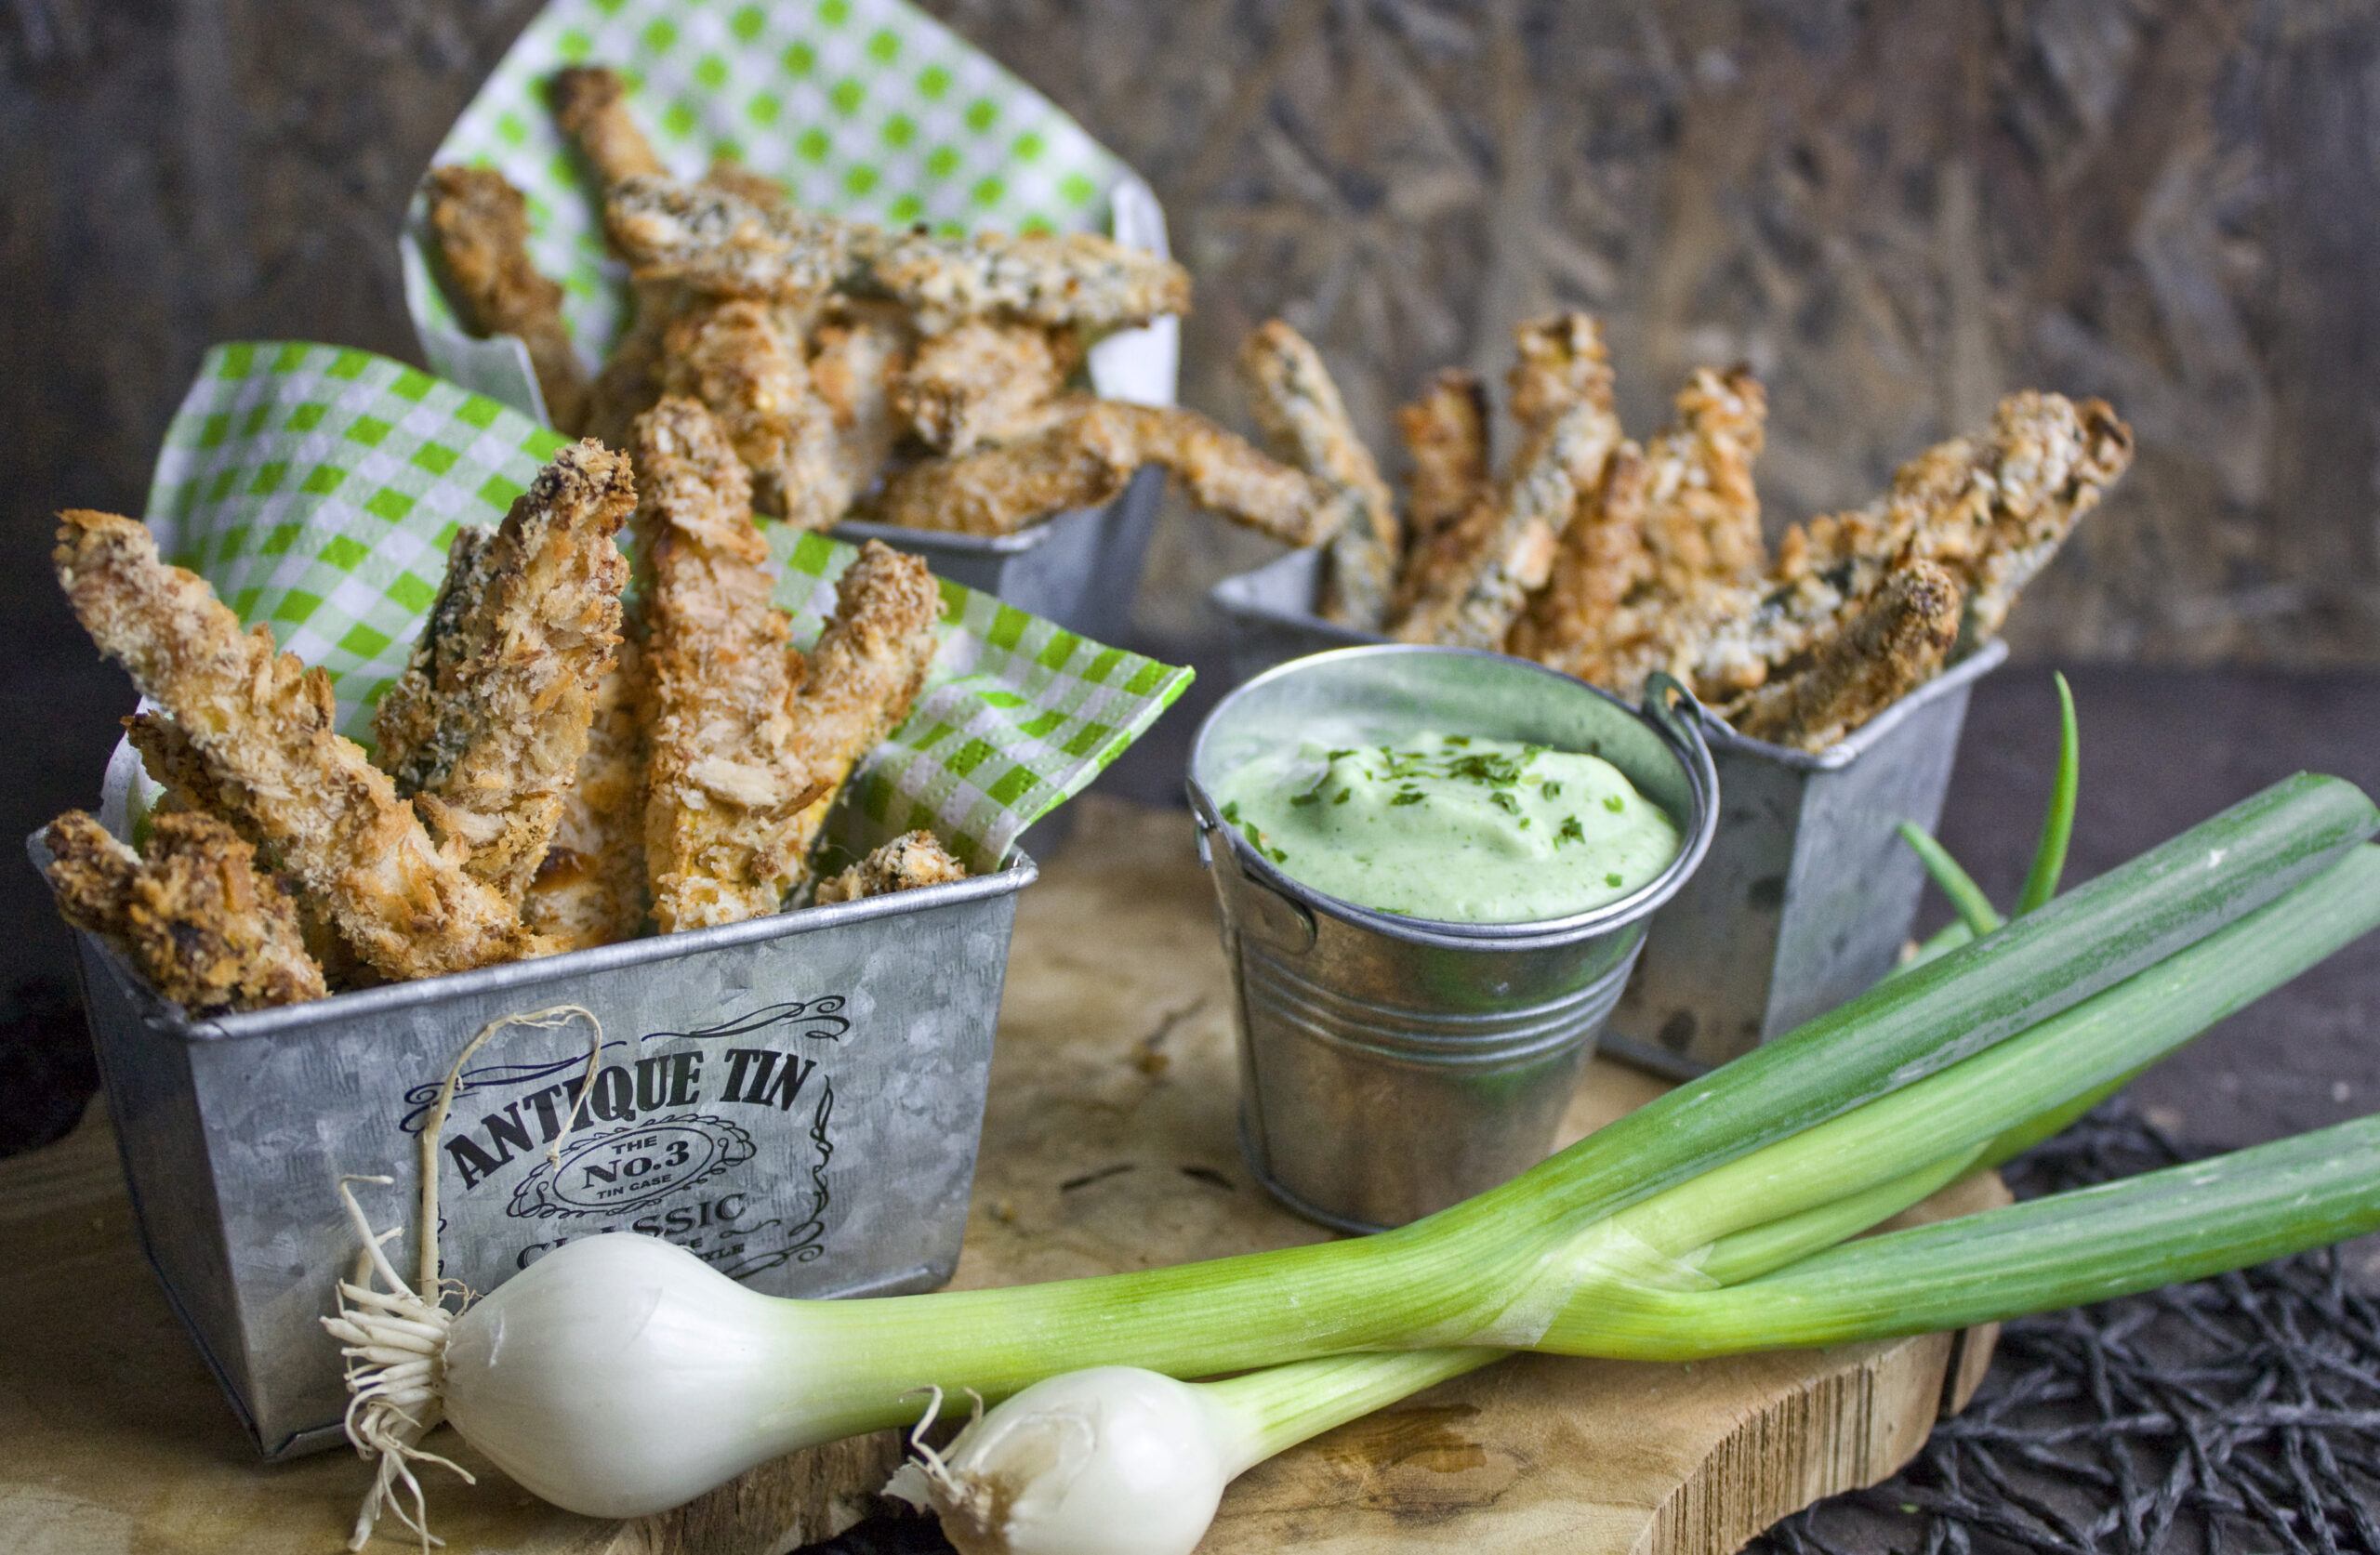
[140,342,1192,871]
[403,0,1177,423]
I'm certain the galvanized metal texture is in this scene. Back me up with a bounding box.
[1186,645,1717,1232]
[837,465,1163,650]
[1209,550,2007,1077]
[33,841,1035,1461]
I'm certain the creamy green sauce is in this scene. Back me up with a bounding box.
[1210,733,1682,923]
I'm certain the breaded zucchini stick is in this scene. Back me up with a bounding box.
[1690,392,2132,699]
[55,512,544,980]
[1238,321,1401,630]
[606,176,873,302]
[1723,560,1963,751]
[812,299,915,502]
[372,441,634,903]
[1508,312,1613,431]
[658,297,847,530]
[1392,398,1624,650]
[634,399,826,931]
[522,639,649,950]
[892,319,1077,455]
[1503,441,1653,672]
[45,810,326,1013]
[550,66,668,185]
[813,831,968,904]
[872,400,1330,545]
[425,166,589,434]
[606,176,1191,335]
[871,225,1191,335]
[776,540,943,886]
[1515,366,1769,699]
[1396,368,1490,547]
[584,281,686,451]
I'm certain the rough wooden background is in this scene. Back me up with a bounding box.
[6,0,2380,1065]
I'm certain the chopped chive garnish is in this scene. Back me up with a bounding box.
[1445,735,1470,746]
[1542,781,1563,799]
[1332,788,1351,805]
[1391,790,1426,807]
[1605,794,1625,812]
[1558,817,1584,845]
[1490,791,1521,815]
[1290,792,1320,807]
[1222,801,1240,824]
[1328,748,1355,760]
[1605,872,1624,888]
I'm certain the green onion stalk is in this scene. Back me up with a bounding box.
[328,772,2380,1551]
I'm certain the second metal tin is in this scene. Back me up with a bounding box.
[38,845,1034,1461]
[1210,549,2006,1076]
[1186,646,1717,1232]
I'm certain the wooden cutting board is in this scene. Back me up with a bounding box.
[0,797,2001,1555]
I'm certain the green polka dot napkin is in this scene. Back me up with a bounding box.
[142,342,1192,870]
[403,0,1177,423]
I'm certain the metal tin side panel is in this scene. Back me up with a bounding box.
[836,465,1162,646]
[1763,676,1975,1037]
[1611,748,1808,1068]
[75,937,257,1421]
[87,878,1018,1458]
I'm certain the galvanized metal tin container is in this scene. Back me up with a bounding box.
[837,466,1163,649]
[1186,647,1717,1232]
[34,846,1034,1461]
[1209,549,2007,1077]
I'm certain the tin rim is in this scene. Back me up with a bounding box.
[1186,644,1718,951]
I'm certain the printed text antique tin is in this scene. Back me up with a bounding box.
[40,849,1034,1460]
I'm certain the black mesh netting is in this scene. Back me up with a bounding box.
[802,1103,2380,1555]
[1749,1103,2380,1555]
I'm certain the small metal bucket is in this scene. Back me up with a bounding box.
[1210,549,2006,1077]
[32,840,1035,1460]
[1185,646,1717,1232]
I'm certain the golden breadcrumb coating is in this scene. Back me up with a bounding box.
[1722,560,1963,751]
[372,440,633,903]
[522,637,649,950]
[607,175,874,301]
[872,399,1329,545]
[55,512,544,980]
[892,319,1077,456]
[1237,321,1400,631]
[870,224,1191,335]
[549,65,668,186]
[702,155,789,208]
[1508,312,1614,431]
[1504,441,1654,670]
[658,297,847,530]
[605,176,1190,335]
[45,810,325,1013]
[1690,392,2132,700]
[813,831,968,904]
[1396,367,1490,547]
[1392,399,1624,650]
[1513,366,1769,700]
[122,708,364,986]
[633,399,827,933]
[776,541,943,890]
[424,165,589,434]
[810,299,915,503]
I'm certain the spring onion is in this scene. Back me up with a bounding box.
[885,843,2380,1554]
[328,776,2378,1536]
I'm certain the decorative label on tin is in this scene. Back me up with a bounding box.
[399,997,848,1282]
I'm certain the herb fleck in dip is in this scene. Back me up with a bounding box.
[1210,733,1681,923]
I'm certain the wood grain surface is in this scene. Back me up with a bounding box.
[0,797,2002,1554]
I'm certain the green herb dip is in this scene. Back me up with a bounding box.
[1210,733,1682,923]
